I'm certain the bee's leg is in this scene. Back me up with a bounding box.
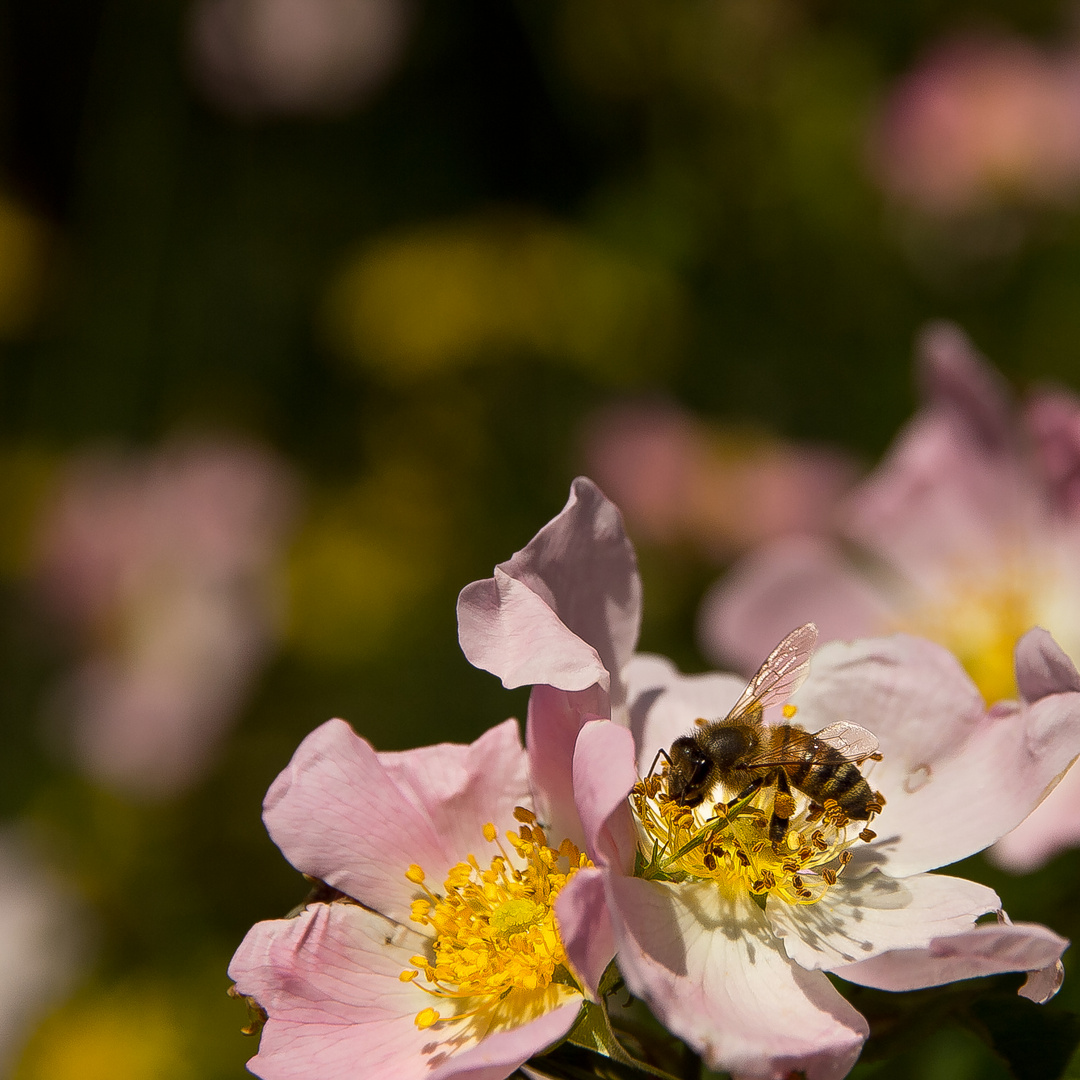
[769,771,796,845]
[728,775,764,809]
[646,747,672,780]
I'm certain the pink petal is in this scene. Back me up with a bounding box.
[572,720,638,872]
[622,653,745,778]
[1015,626,1080,703]
[768,872,999,971]
[836,922,1068,994]
[915,321,1015,456]
[427,996,583,1080]
[230,903,580,1080]
[229,903,438,1080]
[377,719,531,870]
[697,537,893,675]
[1019,960,1065,1004]
[554,867,615,999]
[607,876,867,1080]
[457,570,609,693]
[1024,388,1080,514]
[989,763,1080,872]
[263,719,527,923]
[457,478,641,703]
[793,635,1080,876]
[525,684,610,850]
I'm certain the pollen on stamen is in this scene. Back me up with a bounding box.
[400,814,591,1030]
[629,760,884,907]
[416,1007,441,1029]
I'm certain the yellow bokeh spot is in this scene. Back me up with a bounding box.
[896,571,1038,704]
[324,213,683,385]
[0,447,59,578]
[285,459,449,665]
[14,990,195,1080]
[0,194,51,337]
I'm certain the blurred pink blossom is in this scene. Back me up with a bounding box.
[34,437,298,800]
[581,401,856,559]
[230,716,608,1080]
[870,33,1080,213]
[189,0,412,117]
[700,323,1080,872]
[459,478,1076,1079]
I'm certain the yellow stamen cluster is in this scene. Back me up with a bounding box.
[402,809,590,1028]
[631,776,882,906]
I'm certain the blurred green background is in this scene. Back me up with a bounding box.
[4,0,1080,1077]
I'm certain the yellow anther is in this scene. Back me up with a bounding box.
[782,704,797,719]
[415,1008,440,1029]
[400,970,418,982]
[483,822,497,842]
[513,807,536,824]
[405,865,426,884]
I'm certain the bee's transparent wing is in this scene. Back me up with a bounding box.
[813,722,879,762]
[724,623,818,722]
[745,721,878,769]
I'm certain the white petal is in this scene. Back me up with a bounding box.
[607,875,867,1080]
[793,635,1080,875]
[768,872,999,971]
[835,921,1068,993]
[623,653,746,777]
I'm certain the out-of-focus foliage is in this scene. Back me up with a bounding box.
[4,0,1080,1076]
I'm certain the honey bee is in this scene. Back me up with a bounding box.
[664,623,881,842]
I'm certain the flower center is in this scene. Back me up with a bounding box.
[896,572,1037,704]
[401,809,589,1029]
[630,771,882,906]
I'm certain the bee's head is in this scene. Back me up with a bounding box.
[666,736,713,807]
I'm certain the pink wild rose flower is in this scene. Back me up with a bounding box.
[700,322,1080,872]
[458,478,1079,1080]
[229,714,615,1080]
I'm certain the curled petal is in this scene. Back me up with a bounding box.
[458,569,608,693]
[836,922,1068,995]
[1020,960,1064,1004]
[768,871,998,972]
[607,876,867,1080]
[1015,626,1080,704]
[458,479,640,702]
